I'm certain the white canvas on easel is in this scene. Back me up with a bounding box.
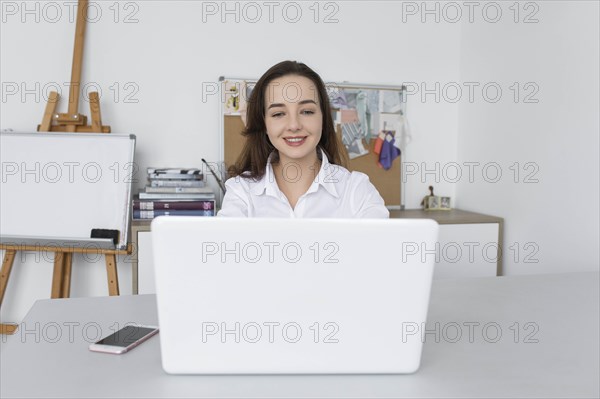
[0,132,135,249]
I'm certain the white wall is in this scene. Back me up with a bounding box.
[457,1,600,275]
[1,1,462,206]
[1,1,461,322]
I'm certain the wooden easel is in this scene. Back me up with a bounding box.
[38,0,110,134]
[0,0,127,335]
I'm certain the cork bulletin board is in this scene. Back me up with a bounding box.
[221,78,406,208]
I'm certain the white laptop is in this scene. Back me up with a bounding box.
[152,217,439,374]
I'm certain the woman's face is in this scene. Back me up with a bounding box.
[263,74,323,164]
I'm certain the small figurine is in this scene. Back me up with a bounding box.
[421,186,451,211]
[420,186,435,209]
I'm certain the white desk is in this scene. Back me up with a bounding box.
[1,272,598,398]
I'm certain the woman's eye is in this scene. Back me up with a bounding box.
[271,112,284,118]
[301,110,315,115]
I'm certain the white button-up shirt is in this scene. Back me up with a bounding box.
[218,150,389,218]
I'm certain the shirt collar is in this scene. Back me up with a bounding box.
[248,153,275,196]
[249,148,340,198]
[308,149,340,198]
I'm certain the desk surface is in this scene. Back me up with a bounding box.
[389,208,503,224]
[131,209,504,227]
[1,272,598,398]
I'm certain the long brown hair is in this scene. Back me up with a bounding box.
[229,60,347,179]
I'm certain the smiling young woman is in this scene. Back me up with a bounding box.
[218,60,388,218]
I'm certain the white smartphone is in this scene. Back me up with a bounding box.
[89,325,159,354]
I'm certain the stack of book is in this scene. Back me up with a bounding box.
[132,167,216,220]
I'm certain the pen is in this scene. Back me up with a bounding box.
[201,158,226,195]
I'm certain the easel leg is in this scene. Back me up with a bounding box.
[51,252,66,299]
[38,91,59,131]
[105,254,120,296]
[61,253,73,298]
[0,250,16,305]
[1,250,18,335]
[89,92,103,132]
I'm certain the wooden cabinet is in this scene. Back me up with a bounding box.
[390,209,504,279]
[131,209,504,294]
